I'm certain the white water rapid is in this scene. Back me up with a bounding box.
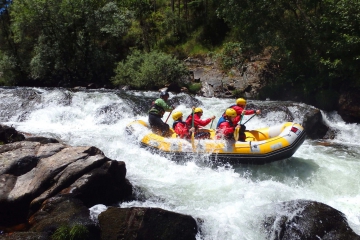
[1,87,360,239]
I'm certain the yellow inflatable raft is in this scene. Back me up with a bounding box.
[126,120,306,164]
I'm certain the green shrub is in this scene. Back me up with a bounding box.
[231,89,244,98]
[52,225,89,240]
[188,83,202,94]
[214,42,245,71]
[112,50,189,90]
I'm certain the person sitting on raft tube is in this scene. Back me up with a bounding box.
[216,98,261,141]
[148,91,174,136]
[216,108,239,140]
[185,107,216,139]
[172,111,195,139]
[217,98,261,126]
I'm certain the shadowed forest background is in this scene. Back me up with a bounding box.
[0,0,359,107]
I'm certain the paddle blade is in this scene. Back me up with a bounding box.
[191,132,195,150]
[234,127,239,141]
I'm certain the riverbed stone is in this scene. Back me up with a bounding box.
[263,199,360,240]
[0,124,25,144]
[98,207,198,240]
[0,136,133,229]
[28,196,100,239]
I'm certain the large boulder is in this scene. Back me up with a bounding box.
[28,196,100,239]
[302,108,331,139]
[0,139,132,228]
[338,88,360,123]
[264,199,360,240]
[98,207,198,240]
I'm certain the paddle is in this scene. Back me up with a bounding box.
[210,119,214,129]
[165,110,173,123]
[234,108,246,141]
[242,114,256,125]
[191,109,195,150]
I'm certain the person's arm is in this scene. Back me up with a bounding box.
[193,115,211,127]
[245,109,256,115]
[155,99,173,112]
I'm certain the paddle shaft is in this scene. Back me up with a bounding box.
[235,106,246,141]
[165,110,173,123]
[242,114,256,125]
[191,110,195,149]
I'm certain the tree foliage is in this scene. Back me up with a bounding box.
[0,0,359,103]
[217,0,360,95]
[112,50,189,89]
[2,0,133,86]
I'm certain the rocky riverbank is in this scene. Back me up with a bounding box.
[183,56,360,124]
[0,125,197,239]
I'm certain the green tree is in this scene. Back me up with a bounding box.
[217,0,360,100]
[112,50,189,89]
[6,0,132,87]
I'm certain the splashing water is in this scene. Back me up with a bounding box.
[1,87,360,239]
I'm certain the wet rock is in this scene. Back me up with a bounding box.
[0,139,133,228]
[56,160,132,208]
[0,232,48,240]
[28,196,99,239]
[98,207,198,240]
[302,108,329,139]
[0,125,25,144]
[170,94,202,109]
[24,137,59,144]
[338,88,360,123]
[263,199,360,240]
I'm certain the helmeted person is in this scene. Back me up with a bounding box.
[148,91,174,136]
[185,107,215,139]
[228,98,261,125]
[216,108,239,140]
[216,98,260,137]
[172,111,194,139]
[186,107,215,129]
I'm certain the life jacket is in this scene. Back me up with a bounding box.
[149,100,165,116]
[217,117,234,129]
[216,105,237,128]
[216,117,235,139]
[172,120,186,129]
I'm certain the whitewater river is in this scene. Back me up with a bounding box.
[1,87,360,239]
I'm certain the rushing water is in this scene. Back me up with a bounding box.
[1,87,360,239]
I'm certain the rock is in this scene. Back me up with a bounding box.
[338,88,360,123]
[24,137,59,144]
[0,125,25,144]
[169,95,202,109]
[28,196,100,239]
[98,207,198,240]
[0,139,133,228]
[0,232,48,239]
[263,199,360,240]
[56,160,132,208]
[187,56,266,98]
[302,108,329,139]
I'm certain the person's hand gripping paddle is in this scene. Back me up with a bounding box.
[234,108,246,141]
